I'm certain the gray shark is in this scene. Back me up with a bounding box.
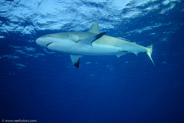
[36,22,154,68]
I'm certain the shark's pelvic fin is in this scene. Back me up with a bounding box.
[146,45,155,66]
[116,51,127,58]
[70,55,82,68]
[88,22,100,34]
[79,32,106,45]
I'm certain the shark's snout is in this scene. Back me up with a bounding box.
[36,37,43,46]
[36,37,52,47]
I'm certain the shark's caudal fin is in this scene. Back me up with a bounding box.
[146,45,155,66]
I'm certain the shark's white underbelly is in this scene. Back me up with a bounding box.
[47,42,121,56]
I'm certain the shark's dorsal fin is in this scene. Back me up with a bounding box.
[79,32,106,45]
[88,22,100,34]
[70,55,82,68]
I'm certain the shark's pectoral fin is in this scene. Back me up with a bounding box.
[88,22,100,34]
[79,32,106,45]
[70,55,82,68]
[69,34,79,42]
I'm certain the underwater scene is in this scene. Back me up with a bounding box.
[0,0,184,123]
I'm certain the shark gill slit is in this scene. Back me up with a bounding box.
[46,42,53,47]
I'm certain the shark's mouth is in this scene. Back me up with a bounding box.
[46,42,53,47]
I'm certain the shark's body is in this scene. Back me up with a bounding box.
[36,23,154,68]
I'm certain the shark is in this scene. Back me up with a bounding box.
[36,22,154,68]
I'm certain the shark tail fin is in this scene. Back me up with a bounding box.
[146,45,155,66]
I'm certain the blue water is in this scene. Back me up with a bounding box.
[1,1,184,123]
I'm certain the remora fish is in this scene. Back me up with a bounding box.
[36,22,154,68]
